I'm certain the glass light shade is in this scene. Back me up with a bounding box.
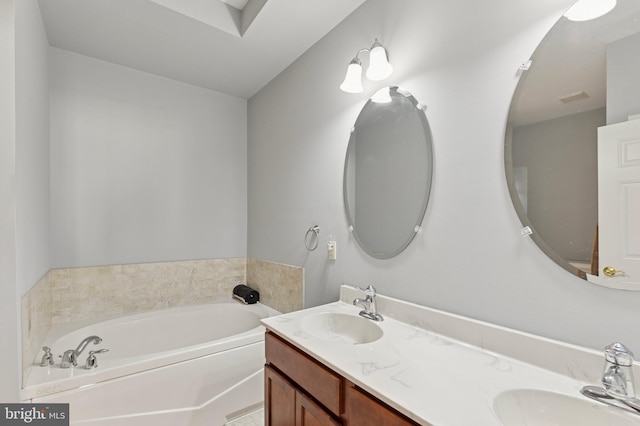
[340,61,364,93]
[564,0,616,21]
[366,45,393,81]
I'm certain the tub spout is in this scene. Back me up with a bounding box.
[75,335,103,356]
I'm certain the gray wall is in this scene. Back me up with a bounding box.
[607,32,640,124]
[16,0,50,297]
[512,108,603,262]
[49,48,248,267]
[1,0,51,401]
[248,0,640,351]
[0,0,19,403]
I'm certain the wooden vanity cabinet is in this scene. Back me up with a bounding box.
[264,331,420,426]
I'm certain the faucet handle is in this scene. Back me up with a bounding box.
[357,285,377,296]
[605,342,634,366]
[85,349,109,370]
[40,346,54,367]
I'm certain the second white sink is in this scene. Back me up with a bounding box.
[494,389,640,426]
[300,312,383,345]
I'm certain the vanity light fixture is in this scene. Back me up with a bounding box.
[564,0,616,21]
[340,39,393,93]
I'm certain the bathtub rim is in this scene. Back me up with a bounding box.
[22,300,280,400]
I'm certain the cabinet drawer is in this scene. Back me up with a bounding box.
[265,332,343,416]
[343,382,421,426]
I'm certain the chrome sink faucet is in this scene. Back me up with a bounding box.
[602,342,636,400]
[60,335,103,368]
[353,285,383,322]
[581,342,640,415]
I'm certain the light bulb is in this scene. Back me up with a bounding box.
[340,59,363,93]
[564,0,616,21]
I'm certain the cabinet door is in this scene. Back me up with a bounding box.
[343,382,420,426]
[265,365,296,426]
[296,390,341,426]
[266,332,342,415]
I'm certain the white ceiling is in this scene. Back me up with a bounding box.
[37,0,367,99]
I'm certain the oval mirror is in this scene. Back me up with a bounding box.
[344,86,433,259]
[505,0,640,285]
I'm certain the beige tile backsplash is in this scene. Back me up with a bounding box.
[21,257,303,382]
[21,274,53,377]
[50,258,247,323]
[247,258,304,314]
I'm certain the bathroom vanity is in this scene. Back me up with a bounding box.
[265,331,418,425]
[261,285,640,425]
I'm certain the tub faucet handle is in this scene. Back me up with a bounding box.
[85,349,109,370]
[40,346,54,367]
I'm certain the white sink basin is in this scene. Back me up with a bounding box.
[300,312,383,344]
[494,389,640,426]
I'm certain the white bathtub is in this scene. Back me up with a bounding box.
[23,301,280,425]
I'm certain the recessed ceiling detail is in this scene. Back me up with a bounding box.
[149,0,267,37]
[37,0,367,99]
[220,0,250,11]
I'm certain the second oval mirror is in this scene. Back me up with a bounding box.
[505,0,640,288]
[343,86,433,259]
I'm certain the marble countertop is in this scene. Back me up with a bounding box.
[261,286,640,425]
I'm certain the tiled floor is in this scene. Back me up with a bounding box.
[226,408,264,426]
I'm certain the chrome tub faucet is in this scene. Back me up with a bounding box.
[60,335,103,368]
[353,285,383,322]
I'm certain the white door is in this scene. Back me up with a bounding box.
[588,119,640,289]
